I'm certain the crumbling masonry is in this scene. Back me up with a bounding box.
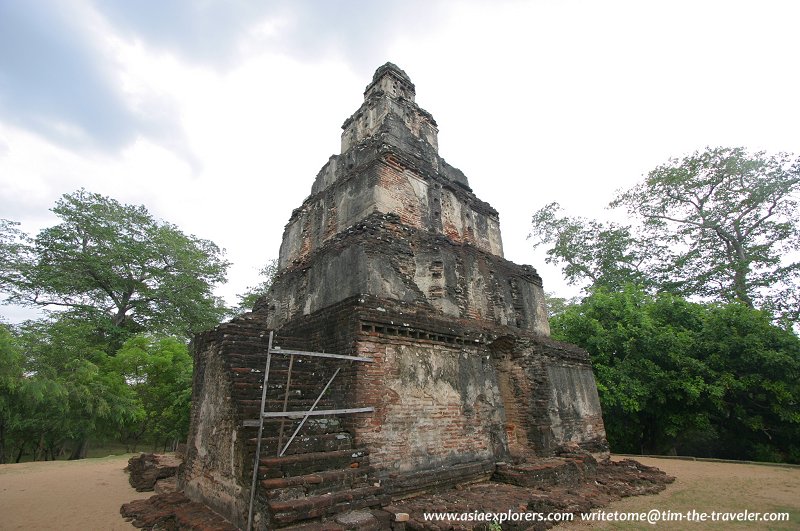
[180,63,609,529]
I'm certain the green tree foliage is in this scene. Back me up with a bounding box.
[7,314,140,461]
[1,316,195,462]
[232,258,278,315]
[532,147,800,322]
[551,287,711,455]
[110,335,193,452]
[543,292,580,319]
[531,204,657,291]
[613,147,800,313]
[697,304,800,462]
[0,220,30,293]
[0,191,218,460]
[551,287,800,462]
[0,323,24,463]
[2,189,230,338]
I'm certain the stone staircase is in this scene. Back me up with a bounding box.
[260,447,387,526]
[227,335,388,529]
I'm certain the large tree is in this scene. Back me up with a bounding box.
[612,147,800,312]
[532,147,800,321]
[2,189,229,338]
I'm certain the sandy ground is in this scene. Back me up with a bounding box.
[563,456,800,530]
[0,454,798,530]
[0,454,149,531]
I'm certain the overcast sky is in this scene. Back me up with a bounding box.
[2,0,799,323]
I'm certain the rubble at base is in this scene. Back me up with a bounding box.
[387,458,675,530]
[126,453,184,492]
[121,454,674,530]
[121,491,238,531]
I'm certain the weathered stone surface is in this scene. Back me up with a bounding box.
[180,317,268,529]
[493,455,596,489]
[126,453,182,492]
[489,336,608,459]
[334,509,380,529]
[179,63,612,529]
[155,476,179,495]
[268,61,552,333]
[121,492,238,531]
[341,63,438,155]
[267,213,548,335]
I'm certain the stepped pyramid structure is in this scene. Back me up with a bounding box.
[180,63,608,529]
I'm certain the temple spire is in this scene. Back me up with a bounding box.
[364,62,416,102]
[341,62,437,154]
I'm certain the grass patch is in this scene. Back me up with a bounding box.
[562,457,800,530]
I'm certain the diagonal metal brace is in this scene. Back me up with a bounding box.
[278,366,341,457]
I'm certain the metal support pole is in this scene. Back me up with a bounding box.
[246,331,273,531]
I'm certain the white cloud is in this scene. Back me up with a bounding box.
[2,0,800,320]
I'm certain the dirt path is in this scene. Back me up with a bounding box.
[0,454,150,531]
[0,454,798,530]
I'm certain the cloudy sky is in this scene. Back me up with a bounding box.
[1,0,799,322]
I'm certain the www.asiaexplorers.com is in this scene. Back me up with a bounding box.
[423,509,790,525]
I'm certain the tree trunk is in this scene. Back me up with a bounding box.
[731,245,754,307]
[48,442,59,461]
[15,444,24,463]
[733,268,754,307]
[35,434,46,461]
[68,438,88,460]
[0,421,6,464]
[640,416,661,455]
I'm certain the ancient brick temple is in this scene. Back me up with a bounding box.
[180,63,608,529]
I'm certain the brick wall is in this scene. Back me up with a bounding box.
[351,334,504,475]
[374,153,503,256]
[490,336,609,457]
[181,315,272,529]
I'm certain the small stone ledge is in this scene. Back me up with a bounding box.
[379,460,496,499]
[121,492,238,531]
[493,456,594,489]
[126,453,182,492]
